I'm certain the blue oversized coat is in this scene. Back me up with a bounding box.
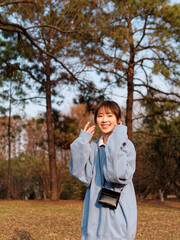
[70,125,137,240]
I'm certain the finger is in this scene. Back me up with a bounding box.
[88,127,95,135]
[83,122,90,131]
[87,125,95,134]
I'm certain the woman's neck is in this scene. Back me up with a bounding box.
[103,132,112,144]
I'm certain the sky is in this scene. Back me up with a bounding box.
[9,0,180,119]
[23,72,128,118]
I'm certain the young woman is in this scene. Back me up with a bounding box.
[70,100,137,240]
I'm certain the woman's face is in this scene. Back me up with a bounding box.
[96,107,119,135]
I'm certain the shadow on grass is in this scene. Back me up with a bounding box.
[139,200,180,211]
[11,230,34,240]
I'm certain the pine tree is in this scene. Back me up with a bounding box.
[78,0,180,140]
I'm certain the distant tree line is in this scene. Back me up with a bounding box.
[0,104,95,200]
[0,0,179,200]
[0,104,179,201]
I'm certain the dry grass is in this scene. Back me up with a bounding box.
[0,200,179,240]
[136,201,180,240]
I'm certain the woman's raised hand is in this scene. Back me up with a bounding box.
[83,122,95,135]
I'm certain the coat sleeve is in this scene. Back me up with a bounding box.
[69,130,94,187]
[103,125,136,185]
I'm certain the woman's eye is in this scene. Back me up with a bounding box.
[108,114,113,117]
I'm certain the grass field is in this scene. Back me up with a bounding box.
[0,200,179,240]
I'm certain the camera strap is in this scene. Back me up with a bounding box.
[98,146,124,193]
[98,146,104,187]
[97,146,122,209]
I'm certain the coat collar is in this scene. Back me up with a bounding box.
[98,136,105,147]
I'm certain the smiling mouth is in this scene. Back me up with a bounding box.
[101,124,110,129]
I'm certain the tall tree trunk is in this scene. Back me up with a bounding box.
[45,60,58,200]
[125,21,135,141]
[126,66,134,141]
[7,80,12,199]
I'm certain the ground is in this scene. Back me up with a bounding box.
[0,200,179,240]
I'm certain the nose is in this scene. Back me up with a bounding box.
[102,115,108,122]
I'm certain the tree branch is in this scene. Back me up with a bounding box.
[0,18,81,85]
[134,97,180,104]
[0,22,102,94]
[134,83,180,98]
[91,63,127,82]
[26,24,92,37]
[135,15,148,50]
[26,24,74,33]
[12,96,46,102]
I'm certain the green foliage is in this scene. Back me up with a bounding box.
[75,0,180,139]
[0,32,27,116]
[134,103,180,200]
[74,81,106,112]
[0,160,8,198]
[141,89,179,133]
[0,154,49,199]
[0,145,84,200]
[60,174,86,200]
[52,110,80,149]
[150,116,180,197]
